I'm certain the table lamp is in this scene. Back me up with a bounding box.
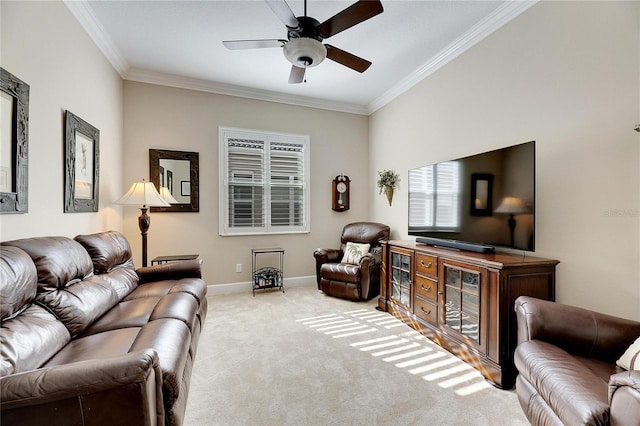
[114,179,170,267]
[494,196,529,248]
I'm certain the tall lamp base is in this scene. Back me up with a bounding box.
[138,207,150,267]
[507,214,516,248]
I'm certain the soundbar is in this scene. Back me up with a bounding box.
[415,237,495,254]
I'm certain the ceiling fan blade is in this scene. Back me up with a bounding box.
[288,65,305,84]
[223,39,286,50]
[265,0,300,29]
[319,0,383,38]
[325,45,372,73]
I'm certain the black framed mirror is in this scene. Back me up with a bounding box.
[0,68,29,213]
[149,149,199,212]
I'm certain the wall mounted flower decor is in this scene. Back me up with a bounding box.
[377,169,400,206]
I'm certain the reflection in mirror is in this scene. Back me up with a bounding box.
[149,149,199,212]
[159,159,189,203]
[1,67,29,213]
[470,173,493,217]
[1,91,13,192]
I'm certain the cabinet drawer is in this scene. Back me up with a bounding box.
[415,275,438,302]
[416,254,437,277]
[414,297,437,324]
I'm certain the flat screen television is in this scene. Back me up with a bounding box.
[408,141,535,253]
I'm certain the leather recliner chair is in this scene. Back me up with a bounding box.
[313,222,390,301]
[514,296,640,425]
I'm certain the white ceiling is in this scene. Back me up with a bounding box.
[66,0,536,115]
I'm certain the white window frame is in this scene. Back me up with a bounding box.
[219,127,310,236]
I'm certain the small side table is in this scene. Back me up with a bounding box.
[251,248,284,296]
[151,254,199,265]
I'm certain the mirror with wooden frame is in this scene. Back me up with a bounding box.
[1,68,29,213]
[149,149,199,212]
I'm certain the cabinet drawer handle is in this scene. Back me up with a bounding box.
[420,284,432,292]
[420,260,433,268]
[420,306,432,315]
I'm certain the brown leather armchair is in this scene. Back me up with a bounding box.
[514,296,640,426]
[313,222,390,301]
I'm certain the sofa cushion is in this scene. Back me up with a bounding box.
[74,231,134,274]
[0,246,37,321]
[2,236,94,288]
[0,246,71,376]
[1,305,71,376]
[2,236,119,338]
[36,275,119,338]
[95,267,139,300]
[319,263,359,283]
[75,231,138,299]
[125,278,207,304]
[515,340,610,425]
[43,328,140,367]
[81,292,199,336]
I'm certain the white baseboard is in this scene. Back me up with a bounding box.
[207,275,316,295]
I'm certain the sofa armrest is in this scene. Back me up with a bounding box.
[137,259,203,284]
[515,296,640,362]
[313,248,342,263]
[313,248,342,287]
[609,370,640,426]
[1,349,164,426]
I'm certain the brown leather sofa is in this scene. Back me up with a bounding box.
[313,222,390,301]
[0,230,207,426]
[514,296,640,425]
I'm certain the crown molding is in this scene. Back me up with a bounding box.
[366,0,538,115]
[64,0,129,77]
[125,68,369,115]
[66,0,535,117]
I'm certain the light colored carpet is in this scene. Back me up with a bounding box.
[185,283,528,426]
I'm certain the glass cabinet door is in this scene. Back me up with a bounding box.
[443,265,480,344]
[390,250,412,309]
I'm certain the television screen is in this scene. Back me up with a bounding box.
[408,141,535,252]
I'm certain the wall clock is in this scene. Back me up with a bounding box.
[332,175,350,211]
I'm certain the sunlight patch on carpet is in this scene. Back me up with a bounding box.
[297,307,492,396]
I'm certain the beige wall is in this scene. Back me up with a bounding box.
[0,1,123,240]
[3,1,638,320]
[122,81,369,284]
[369,1,640,320]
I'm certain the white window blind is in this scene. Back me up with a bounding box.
[219,127,310,235]
[408,161,461,230]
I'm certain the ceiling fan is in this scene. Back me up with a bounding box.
[222,0,383,84]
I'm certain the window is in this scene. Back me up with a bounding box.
[219,127,310,235]
[408,161,461,230]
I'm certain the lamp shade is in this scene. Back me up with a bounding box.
[114,179,170,207]
[494,196,528,214]
[283,38,327,68]
[159,186,178,204]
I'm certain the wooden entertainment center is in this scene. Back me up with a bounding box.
[378,240,559,389]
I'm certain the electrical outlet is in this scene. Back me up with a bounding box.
[235,263,242,273]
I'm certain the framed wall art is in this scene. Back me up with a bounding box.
[64,110,99,212]
[0,67,29,213]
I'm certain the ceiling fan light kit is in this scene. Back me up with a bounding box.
[223,0,383,84]
[283,38,326,68]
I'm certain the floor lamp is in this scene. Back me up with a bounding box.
[495,196,528,248]
[114,179,170,267]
